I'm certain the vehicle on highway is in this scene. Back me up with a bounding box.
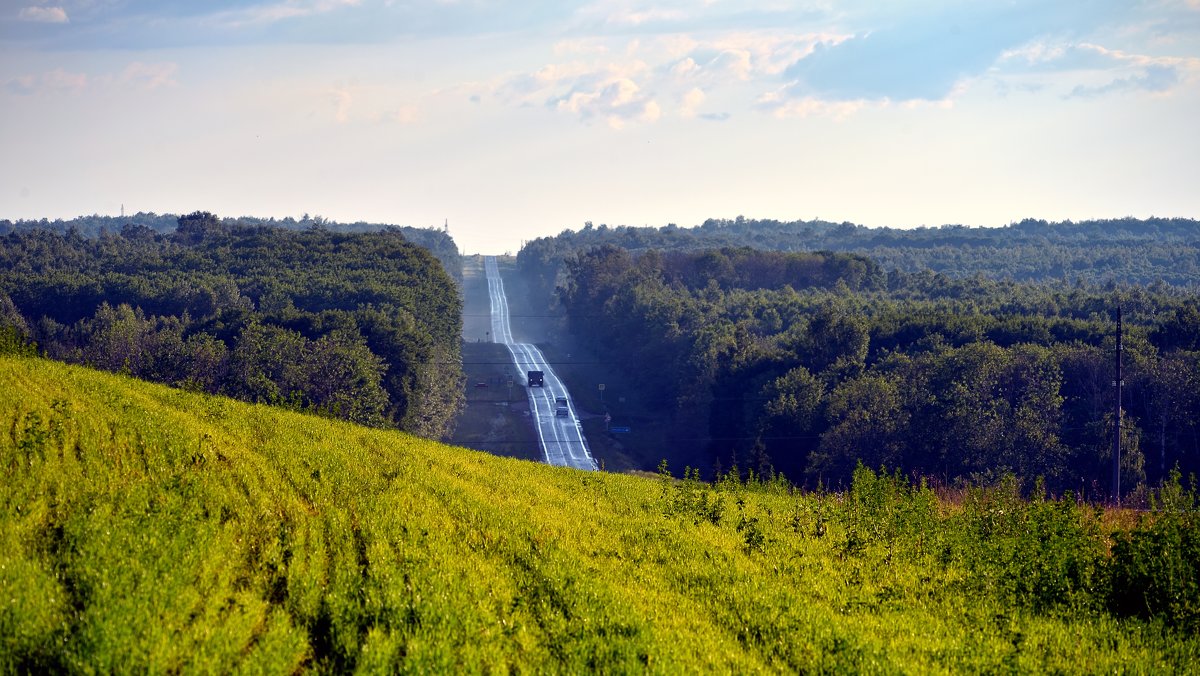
[555,396,569,417]
[528,370,544,387]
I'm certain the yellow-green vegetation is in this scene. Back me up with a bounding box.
[2,355,1197,673]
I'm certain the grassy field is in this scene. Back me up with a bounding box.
[2,354,1197,673]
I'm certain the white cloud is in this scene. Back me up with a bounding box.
[212,0,362,27]
[662,31,852,110]
[659,35,699,59]
[314,80,428,127]
[5,68,86,95]
[17,6,68,23]
[998,42,1070,67]
[552,75,661,129]
[1069,64,1180,97]
[1079,43,1200,72]
[709,49,753,80]
[996,41,1200,98]
[670,57,699,79]
[495,61,596,105]
[680,86,704,117]
[493,30,850,127]
[692,32,847,79]
[756,89,869,120]
[119,62,179,90]
[378,105,419,124]
[609,8,687,26]
[639,99,661,122]
[497,55,651,105]
[604,78,639,106]
[577,0,689,28]
[536,62,599,86]
[5,63,182,96]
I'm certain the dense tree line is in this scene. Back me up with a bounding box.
[0,212,463,436]
[518,216,1200,292]
[552,245,1200,496]
[0,211,462,284]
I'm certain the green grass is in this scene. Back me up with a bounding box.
[1,355,1197,673]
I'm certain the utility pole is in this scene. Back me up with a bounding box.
[1113,305,1123,505]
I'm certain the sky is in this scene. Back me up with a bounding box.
[1,1,1198,254]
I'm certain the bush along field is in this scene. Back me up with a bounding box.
[2,354,1198,673]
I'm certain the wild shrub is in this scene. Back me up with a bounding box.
[660,464,724,526]
[1107,470,1200,631]
[734,498,766,554]
[0,294,35,357]
[834,465,942,562]
[847,465,939,539]
[0,326,36,357]
[1008,497,1105,612]
[959,477,1106,612]
[788,492,829,540]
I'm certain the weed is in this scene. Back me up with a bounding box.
[1107,469,1200,631]
[665,467,725,526]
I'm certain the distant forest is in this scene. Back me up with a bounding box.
[519,216,1200,291]
[0,212,463,437]
[0,212,462,284]
[521,240,1200,497]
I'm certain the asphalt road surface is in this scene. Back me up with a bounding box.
[485,256,596,471]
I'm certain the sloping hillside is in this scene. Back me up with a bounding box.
[1,356,1195,672]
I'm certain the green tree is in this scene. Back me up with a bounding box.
[810,373,908,482]
[226,321,309,406]
[755,366,824,480]
[303,330,390,426]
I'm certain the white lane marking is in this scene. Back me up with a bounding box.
[485,257,595,470]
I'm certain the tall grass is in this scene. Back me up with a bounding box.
[2,355,1197,672]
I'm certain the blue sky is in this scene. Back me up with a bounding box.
[2,0,1198,253]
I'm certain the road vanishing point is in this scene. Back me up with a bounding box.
[485,256,597,471]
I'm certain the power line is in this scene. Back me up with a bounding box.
[1113,304,1123,505]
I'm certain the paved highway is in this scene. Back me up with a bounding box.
[485,256,596,470]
